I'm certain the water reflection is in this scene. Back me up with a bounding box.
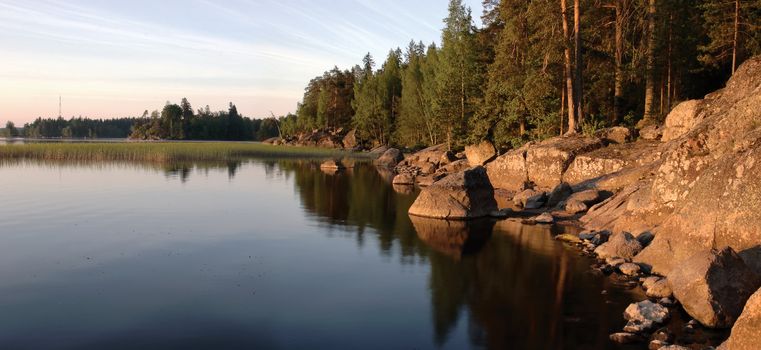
[0,158,641,350]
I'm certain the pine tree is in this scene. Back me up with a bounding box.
[700,0,761,74]
[436,0,481,150]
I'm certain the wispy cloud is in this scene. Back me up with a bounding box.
[0,0,481,122]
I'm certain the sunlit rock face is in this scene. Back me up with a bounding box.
[408,166,497,220]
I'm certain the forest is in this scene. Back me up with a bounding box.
[282,0,761,149]
[7,99,282,141]
[128,99,280,141]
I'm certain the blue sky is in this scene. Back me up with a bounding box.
[0,0,483,124]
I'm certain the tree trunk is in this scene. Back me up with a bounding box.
[560,75,566,135]
[642,0,657,125]
[614,0,625,124]
[666,13,672,112]
[574,0,584,126]
[733,0,739,74]
[561,0,577,134]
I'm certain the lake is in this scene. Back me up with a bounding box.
[0,158,643,349]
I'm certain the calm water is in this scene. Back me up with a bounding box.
[0,158,643,349]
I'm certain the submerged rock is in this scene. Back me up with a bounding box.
[610,332,644,344]
[668,248,761,328]
[320,159,345,170]
[408,166,497,219]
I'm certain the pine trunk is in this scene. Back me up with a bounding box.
[574,0,584,126]
[733,0,739,74]
[643,0,657,125]
[614,0,624,124]
[561,0,576,134]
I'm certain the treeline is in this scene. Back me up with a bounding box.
[128,98,281,141]
[286,0,761,149]
[18,117,137,138]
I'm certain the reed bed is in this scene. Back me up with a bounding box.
[0,142,362,162]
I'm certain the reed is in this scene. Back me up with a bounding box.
[0,142,361,162]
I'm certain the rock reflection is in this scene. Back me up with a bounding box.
[410,216,493,260]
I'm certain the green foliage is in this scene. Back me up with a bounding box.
[2,121,19,138]
[435,0,482,150]
[580,115,608,137]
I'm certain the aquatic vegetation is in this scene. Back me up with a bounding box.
[0,142,362,162]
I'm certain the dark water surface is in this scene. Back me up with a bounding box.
[0,159,643,349]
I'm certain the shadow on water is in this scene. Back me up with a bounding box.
[271,161,644,350]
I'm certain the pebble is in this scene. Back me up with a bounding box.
[619,262,641,276]
[610,332,643,344]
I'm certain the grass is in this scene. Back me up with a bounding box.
[0,141,364,162]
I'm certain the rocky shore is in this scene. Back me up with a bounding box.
[377,56,761,349]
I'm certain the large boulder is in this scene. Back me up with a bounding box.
[396,144,449,175]
[342,128,358,149]
[718,287,761,350]
[408,166,498,219]
[547,182,573,207]
[375,148,404,168]
[596,126,634,144]
[636,133,761,275]
[562,141,662,186]
[667,248,761,328]
[594,231,643,261]
[526,136,604,189]
[585,56,761,276]
[661,100,704,142]
[485,147,529,191]
[465,140,497,166]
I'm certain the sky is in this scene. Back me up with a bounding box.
[0,0,483,124]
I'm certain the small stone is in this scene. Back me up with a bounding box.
[658,298,675,306]
[649,340,670,350]
[555,234,581,243]
[606,257,626,267]
[619,263,642,276]
[594,231,643,261]
[624,319,655,333]
[624,300,670,324]
[650,327,673,342]
[579,231,597,241]
[642,276,662,290]
[646,279,673,299]
[533,212,554,224]
[610,332,643,344]
[392,173,415,185]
